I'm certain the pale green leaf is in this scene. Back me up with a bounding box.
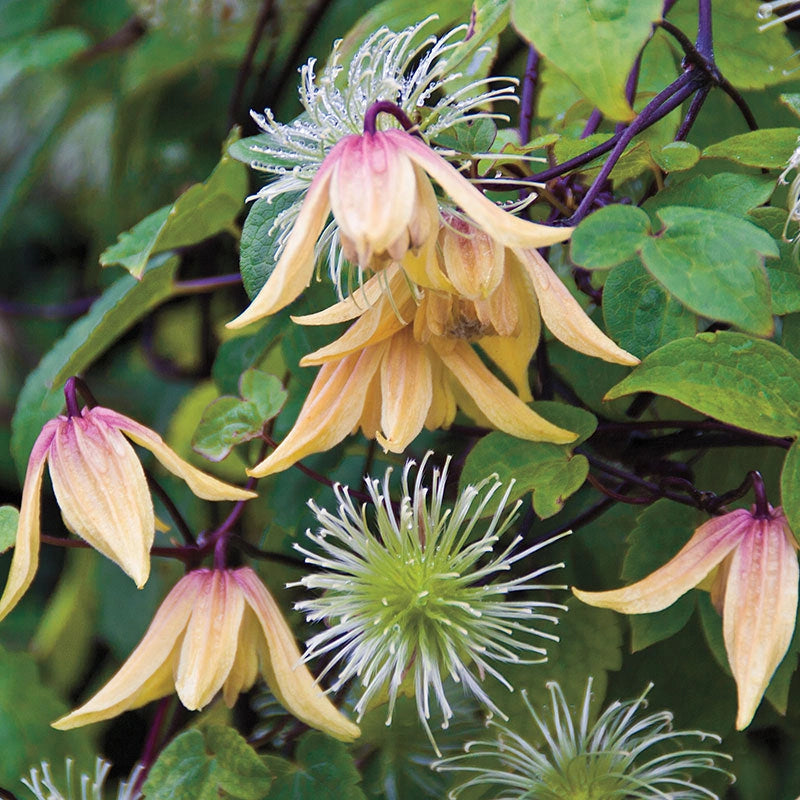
[571,205,651,269]
[652,141,700,172]
[0,505,19,554]
[780,440,800,545]
[0,28,89,93]
[512,0,663,121]
[702,128,800,170]
[605,332,800,438]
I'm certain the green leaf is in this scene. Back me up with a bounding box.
[144,727,273,800]
[458,403,596,519]
[433,117,497,154]
[780,440,800,545]
[702,128,800,169]
[639,206,777,336]
[192,369,287,462]
[553,135,654,184]
[605,332,800,438]
[239,193,302,299]
[101,142,247,278]
[0,28,89,93]
[571,205,651,269]
[267,731,366,800]
[496,599,623,743]
[212,316,286,395]
[603,260,696,359]
[0,644,95,785]
[0,0,57,40]
[10,255,179,482]
[749,207,800,315]
[622,501,703,651]
[643,172,775,218]
[652,141,700,172]
[0,505,19,554]
[512,0,663,121]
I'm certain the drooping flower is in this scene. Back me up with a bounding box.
[22,757,143,800]
[0,406,256,621]
[228,126,574,327]
[52,566,360,742]
[434,679,733,800]
[248,241,636,477]
[573,506,799,730]
[291,454,567,751]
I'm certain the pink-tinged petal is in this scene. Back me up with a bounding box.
[387,129,573,249]
[376,328,433,452]
[98,408,256,501]
[432,339,576,444]
[175,570,246,711]
[0,421,56,621]
[52,573,204,728]
[227,152,338,328]
[573,510,753,614]
[515,248,640,366]
[300,272,415,365]
[248,343,387,478]
[329,133,417,266]
[48,413,153,588]
[234,567,360,742]
[722,510,799,730]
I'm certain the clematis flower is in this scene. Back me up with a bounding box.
[0,406,256,622]
[573,506,799,730]
[248,261,589,477]
[52,566,360,742]
[227,127,574,328]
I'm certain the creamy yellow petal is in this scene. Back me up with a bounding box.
[223,607,262,707]
[291,266,399,326]
[175,570,246,711]
[573,511,752,614]
[402,235,453,292]
[432,339,576,443]
[516,248,639,366]
[425,356,457,430]
[234,567,360,741]
[376,328,433,452]
[389,129,573,249]
[0,422,56,621]
[723,512,799,730]
[441,220,505,299]
[52,573,203,728]
[359,367,383,440]
[249,344,387,477]
[329,133,417,265]
[48,414,153,588]
[99,409,256,501]
[300,274,415,365]
[227,155,336,328]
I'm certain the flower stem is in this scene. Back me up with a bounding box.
[146,473,196,545]
[174,274,244,295]
[518,45,540,144]
[131,696,174,796]
[363,101,417,135]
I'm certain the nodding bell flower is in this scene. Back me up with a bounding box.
[53,567,360,742]
[227,127,573,328]
[0,405,256,622]
[573,505,799,730]
[247,263,580,478]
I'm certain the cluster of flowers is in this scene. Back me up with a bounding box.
[3,18,799,800]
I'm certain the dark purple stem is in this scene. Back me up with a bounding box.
[614,52,643,134]
[363,101,416,135]
[519,46,540,144]
[146,474,196,545]
[696,0,713,58]
[582,109,604,139]
[750,471,771,519]
[131,697,173,795]
[569,72,698,223]
[174,274,244,295]
[0,788,20,800]
[64,377,81,417]
[674,84,710,140]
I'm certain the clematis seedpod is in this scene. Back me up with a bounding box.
[0,404,256,622]
[53,567,360,742]
[573,504,799,730]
